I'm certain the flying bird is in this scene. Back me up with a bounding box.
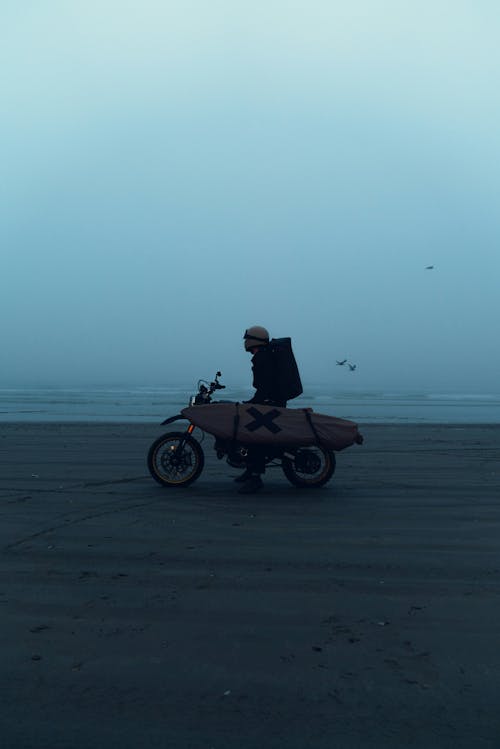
[425,265,434,270]
[336,359,347,366]
[347,363,357,371]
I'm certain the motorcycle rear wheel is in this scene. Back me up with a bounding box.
[147,431,204,487]
[282,446,336,488]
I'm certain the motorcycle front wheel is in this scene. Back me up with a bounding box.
[282,446,336,488]
[147,431,204,487]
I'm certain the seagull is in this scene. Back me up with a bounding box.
[425,265,434,270]
[347,363,357,371]
[336,359,347,366]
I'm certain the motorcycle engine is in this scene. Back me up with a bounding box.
[226,447,248,469]
[227,455,246,469]
[214,438,248,468]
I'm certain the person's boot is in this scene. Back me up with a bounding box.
[234,468,253,483]
[238,474,263,494]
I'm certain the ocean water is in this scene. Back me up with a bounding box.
[1,384,500,424]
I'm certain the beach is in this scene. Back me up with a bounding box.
[1,422,499,748]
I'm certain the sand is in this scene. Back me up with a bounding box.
[1,422,499,749]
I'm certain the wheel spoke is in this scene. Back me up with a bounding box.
[147,431,204,487]
[282,446,335,488]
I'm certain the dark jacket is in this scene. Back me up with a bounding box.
[249,347,286,407]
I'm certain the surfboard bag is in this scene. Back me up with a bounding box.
[181,403,363,451]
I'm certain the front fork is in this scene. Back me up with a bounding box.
[160,414,197,453]
[175,423,196,453]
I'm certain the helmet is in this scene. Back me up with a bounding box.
[243,325,270,351]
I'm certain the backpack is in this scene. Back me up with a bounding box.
[269,337,303,402]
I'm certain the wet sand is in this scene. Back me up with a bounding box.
[1,422,499,749]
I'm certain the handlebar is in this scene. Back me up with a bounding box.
[210,371,225,391]
[191,371,225,405]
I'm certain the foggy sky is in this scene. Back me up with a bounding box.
[2,1,499,392]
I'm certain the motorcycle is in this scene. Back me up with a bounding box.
[147,372,337,489]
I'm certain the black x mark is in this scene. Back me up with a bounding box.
[244,407,282,434]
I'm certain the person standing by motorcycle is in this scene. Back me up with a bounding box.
[236,326,287,494]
